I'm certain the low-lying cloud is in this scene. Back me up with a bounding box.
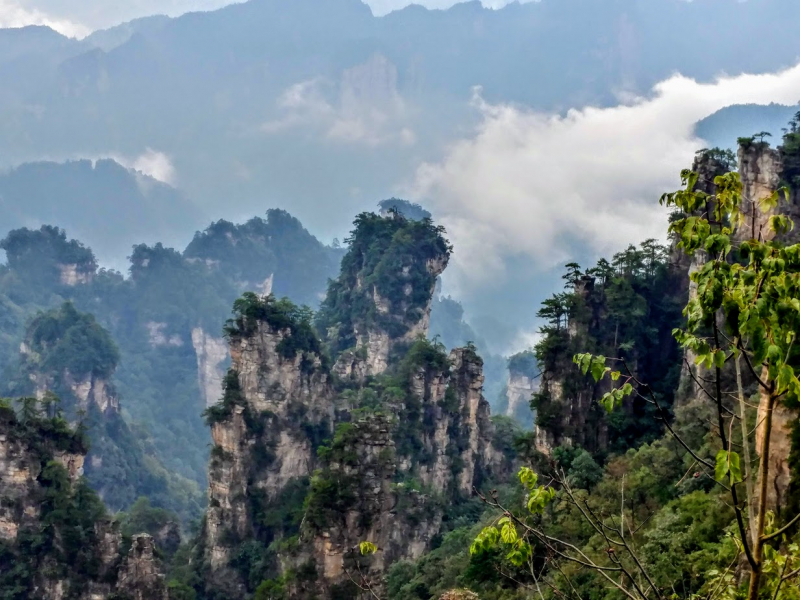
[0,0,89,37]
[412,64,800,296]
[128,149,176,185]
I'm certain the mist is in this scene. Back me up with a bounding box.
[413,65,800,299]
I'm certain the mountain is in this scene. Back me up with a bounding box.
[1,137,799,599]
[197,210,508,597]
[695,102,800,150]
[2,0,800,244]
[0,26,88,104]
[0,159,204,267]
[0,210,344,500]
[1,302,203,518]
[84,15,171,52]
[0,397,172,599]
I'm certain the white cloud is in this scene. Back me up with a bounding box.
[130,149,176,184]
[411,65,800,296]
[0,0,90,37]
[109,148,176,184]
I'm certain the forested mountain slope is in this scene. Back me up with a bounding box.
[0,159,204,266]
[0,210,343,510]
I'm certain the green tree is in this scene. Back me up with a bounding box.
[537,293,570,331]
[18,396,39,423]
[562,263,583,288]
[587,257,614,285]
[472,164,800,600]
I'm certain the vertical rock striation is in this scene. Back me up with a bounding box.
[737,141,800,513]
[200,212,499,598]
[192,327,230,407]
[0,402,169,599]
[504,350,538,427]
[203,300,335,593]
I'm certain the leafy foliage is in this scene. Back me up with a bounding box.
[223,292,326,371]
[0,402,118,599]
[532,240,684,453]
[316,211,451,357]
[23,301,119,381]
[468,136,800,600]
[184,209,344,308]
[0,209,341,515]
[2,303,202,519]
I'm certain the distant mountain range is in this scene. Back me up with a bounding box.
[3,0,800,242]
[695,102,800,150]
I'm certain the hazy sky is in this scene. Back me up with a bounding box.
[0,0,530,36]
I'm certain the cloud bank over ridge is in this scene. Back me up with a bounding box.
[412,64,800,296]
[0,0,89,37]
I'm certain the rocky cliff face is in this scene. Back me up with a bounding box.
[335,254,448,379]
[533,277,610,456]
[191,327,230,407]
[203,311,335,592]
[308,346,496,591]
[115,534,169,600]
[535,371,607,457]
[669,143,799,513]
[504,351,538,427]
[7,302,167,511]
[25,359,120,416]
[318,212,452,380]
[671,152,732,401]
[58,262,95,286]
[505,373,537,421]
[738,142,784,243]
[0,403,168,599]
[737,142,800,513]
[200,213,498,598]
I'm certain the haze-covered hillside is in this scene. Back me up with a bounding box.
[0,158,204,264]
[696,102,800,150]
[0,200,518,520]
[0,209,344,502]
[2,0,800,240]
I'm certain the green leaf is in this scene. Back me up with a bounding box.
[715,450,728,483]
[590,356,607,382]
[470,527,500,555]
[518,467,538,490]
[715,449,743,484]
[777,364,795,395]
[574,353,592,375]
[728,451,742,484]
[359,541,377,556]
[610,371,621,381]
[500,522,517,544]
